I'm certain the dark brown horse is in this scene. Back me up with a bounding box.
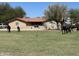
[61,19,72,34]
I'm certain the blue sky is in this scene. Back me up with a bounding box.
[8,2,79,18]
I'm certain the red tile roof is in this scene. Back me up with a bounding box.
[16,18,46,22]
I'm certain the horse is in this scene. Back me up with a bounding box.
[61,19,72,34]
[70,22,79,31]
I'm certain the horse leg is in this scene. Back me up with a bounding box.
[62,29,64,34]
[69,29,71,33]
[62,29,65,34]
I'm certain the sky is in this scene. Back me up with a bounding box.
[8,2,79,18]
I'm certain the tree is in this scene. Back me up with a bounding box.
[25,17,30,18]
[44,4,67,29]
[0,3,16,23]
[69,9,79,23]
[0,3,26,24]
[14,6,26,18]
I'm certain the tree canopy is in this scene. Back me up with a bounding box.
[69,9,79,23]
[44,4,67,29]
[0,3,26,24]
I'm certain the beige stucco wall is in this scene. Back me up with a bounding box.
[9,20,27,30]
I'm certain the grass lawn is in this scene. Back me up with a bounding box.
[0,30,79,56]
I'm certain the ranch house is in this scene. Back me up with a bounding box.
[8,18,47,31]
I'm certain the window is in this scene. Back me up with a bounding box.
[16,22,19,26]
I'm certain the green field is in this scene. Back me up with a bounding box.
[0,31,79,56]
